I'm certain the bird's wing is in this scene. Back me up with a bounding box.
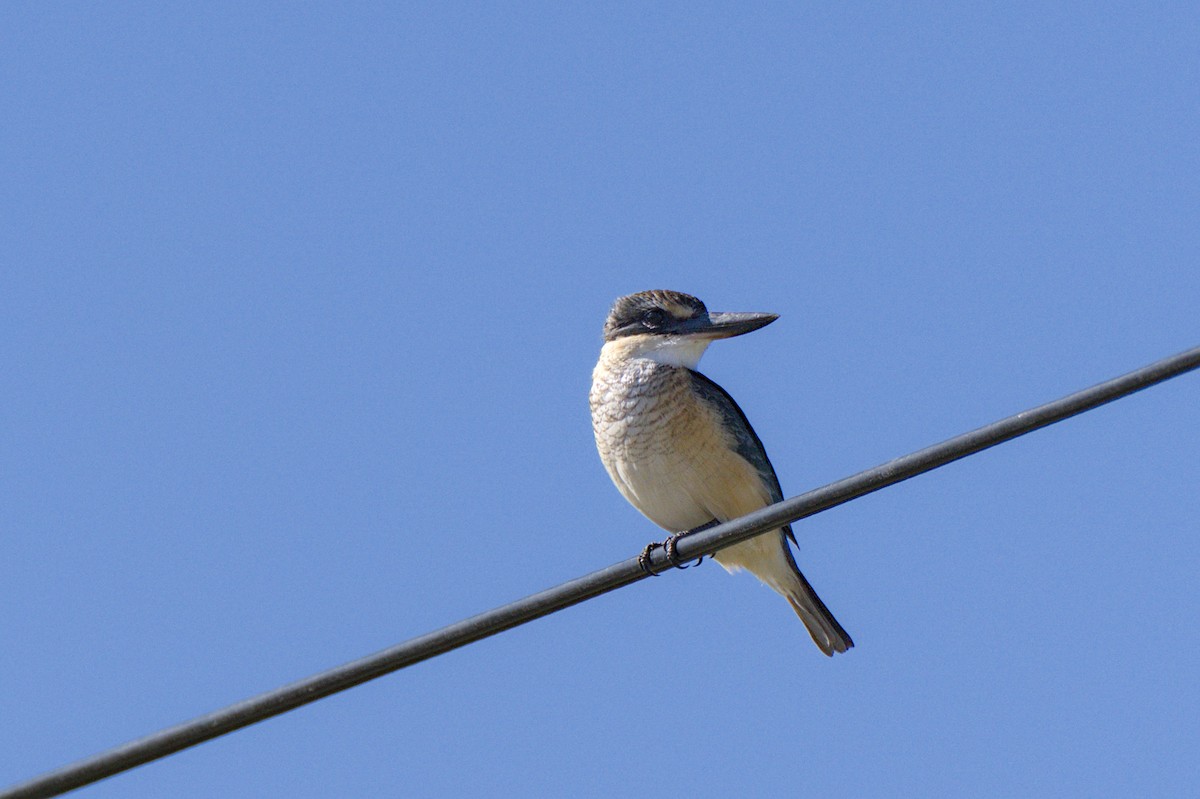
[687,370,797,546]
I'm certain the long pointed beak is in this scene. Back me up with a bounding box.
[681,311,779,339]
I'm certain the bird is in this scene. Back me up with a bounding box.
[589,289,853,656]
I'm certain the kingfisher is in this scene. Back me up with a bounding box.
[590,290,853,656]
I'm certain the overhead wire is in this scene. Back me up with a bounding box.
[4,343,1199,799]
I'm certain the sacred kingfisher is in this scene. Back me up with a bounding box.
[590,290,853,656]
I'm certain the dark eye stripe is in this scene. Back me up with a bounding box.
[603,291,707,341]
[642,308,667,328]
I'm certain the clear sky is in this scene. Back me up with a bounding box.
[3,3,1198,797]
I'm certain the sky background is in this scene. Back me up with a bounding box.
[3,3,1199,797]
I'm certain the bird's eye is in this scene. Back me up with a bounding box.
[642,308,667,329]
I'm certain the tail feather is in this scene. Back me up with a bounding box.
[787,573,854,652]
[714,531,853,656]
[781,556,853,657]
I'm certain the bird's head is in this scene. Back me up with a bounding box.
[600,290,778,368]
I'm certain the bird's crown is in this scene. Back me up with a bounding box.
[602,290,707,341]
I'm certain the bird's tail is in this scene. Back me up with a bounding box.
[715,533,853,656]
[779,550,853,657]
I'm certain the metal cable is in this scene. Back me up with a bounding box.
[5,343,1199,799]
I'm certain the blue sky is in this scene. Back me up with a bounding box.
[3,3,1198,797]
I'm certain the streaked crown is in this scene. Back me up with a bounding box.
[602,290,708,341]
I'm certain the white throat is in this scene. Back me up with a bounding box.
[604,334,711,369]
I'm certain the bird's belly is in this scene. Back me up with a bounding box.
[603,426,772,533]
[606,443,792,585]
[592,360,772,533]
[609,449,717,532]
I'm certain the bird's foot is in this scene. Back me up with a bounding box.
[663,533,703,569]
[638,542,663,576]
[638,520,718,575]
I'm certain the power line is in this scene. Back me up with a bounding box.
[5,344,1199,799]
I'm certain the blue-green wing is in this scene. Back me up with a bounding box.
[687,370,797,546]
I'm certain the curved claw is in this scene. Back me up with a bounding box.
[638,542,662,576]
[663,534,703,570]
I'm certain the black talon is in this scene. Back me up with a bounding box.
[640,520,717,574]
[663,533,703,569]
[663,534,683,567]
[638,542,662,576]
